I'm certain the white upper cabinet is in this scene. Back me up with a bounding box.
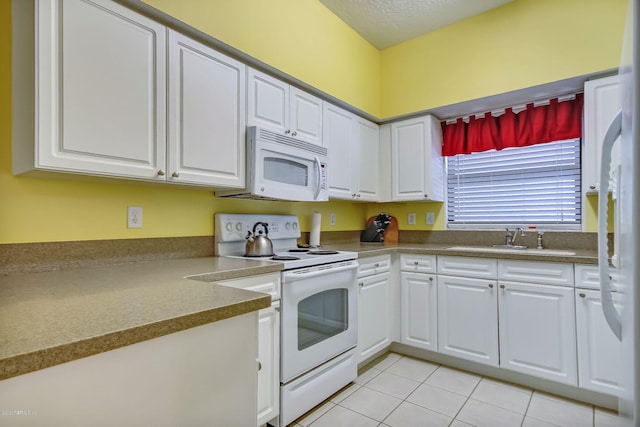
[14,0,247,188]
[390,115,444,201]
[168,30,246,188]
[323,103,355,199]
[322,103,379,201]
[583,75,621,195]
[247,68,323,145]
[353,117,380,201]
[13,0,167,179]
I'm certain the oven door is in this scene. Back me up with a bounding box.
[280,260,358,383]
[249,129,328,202]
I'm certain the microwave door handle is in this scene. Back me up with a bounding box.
[313,155,322,200]
[598,109,622,341]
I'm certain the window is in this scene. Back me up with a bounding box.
[446,138,581,229]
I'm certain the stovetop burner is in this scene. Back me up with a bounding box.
[288,249,310,253]
[271,255,301,261]
[307,250,339,255]
[244,253,275,258]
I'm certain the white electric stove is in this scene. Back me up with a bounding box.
[215,213,359,427]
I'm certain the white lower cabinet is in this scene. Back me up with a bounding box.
[257,301,280,426]
[437,275,499,366]
[575,264,623,396]
[216,273,280,427]
[497,260,577,385]
[401,271,438,351]
[399,254,438,351]
[498,281,577,385]
[575,289,623,395]
[357,256,392,363]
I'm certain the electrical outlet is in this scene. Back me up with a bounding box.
[408,213,416,225]
[426,212,435,225]
[128,206,143,228]
[330,213,336,226]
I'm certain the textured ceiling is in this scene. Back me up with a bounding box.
[319,0,515,49]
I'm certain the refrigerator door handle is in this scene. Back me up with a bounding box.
[598,109,623,341]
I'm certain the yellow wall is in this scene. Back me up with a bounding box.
[143,0,382,117]
[0,0,626,244]
[381,0,628,118]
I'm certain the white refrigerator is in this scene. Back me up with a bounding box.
[599,0,639,425]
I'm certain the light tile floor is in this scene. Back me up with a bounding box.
[289,352,625,427]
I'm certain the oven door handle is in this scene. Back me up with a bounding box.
[282,261,358,283]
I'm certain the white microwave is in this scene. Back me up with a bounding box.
[217,126,329,201]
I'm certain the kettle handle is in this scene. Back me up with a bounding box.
[252,222,269,235]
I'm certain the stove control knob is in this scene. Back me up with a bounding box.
[285,222,291,231]
[235,222,243,232]
[292,222,298,231]
[225,222,233,232]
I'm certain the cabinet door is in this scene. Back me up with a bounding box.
[401,272,438,351]
[498,281,577,385]
[391,115,444,201]
[257,302,280,426]
[168,31,246,187]
[358,272,391,363]
[437,275,498,366]
[583,75,621,194]
[576,289,622,395]
[35,0,166,179]
[323,103,354,199]
[290,87,323,145]
[353,117,380,201]
[247,68,289,133]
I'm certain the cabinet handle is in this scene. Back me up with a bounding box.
[424,194,429,198]
[374,263,379,268]
[292,131,298,136]
[275,306,280,313]
[429,277,433,282]
[357,194,361,198]
[579,293,586,298]
[359,282,364,287]
[171,171,180,178]
[352,193,357,198]
[414,261,419,265]
[488,284,494,288]
[257,360,262,371]
[284,129,291,134]
[157,170,165,176]
[500,284,506,289]
[590,185,596,190]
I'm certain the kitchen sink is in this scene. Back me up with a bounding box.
[446,246,576,256]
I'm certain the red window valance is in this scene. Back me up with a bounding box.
[441,94,584,156]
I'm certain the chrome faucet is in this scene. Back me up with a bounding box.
[505,228,524,246]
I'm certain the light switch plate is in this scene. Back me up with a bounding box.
[426,212,435,225]
[408,213,416,225]
[128,206,143,228]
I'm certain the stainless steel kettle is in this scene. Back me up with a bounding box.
[245,222,274,257]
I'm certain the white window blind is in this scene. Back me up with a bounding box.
[446,139,581,229]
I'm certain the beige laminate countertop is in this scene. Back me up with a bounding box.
[0,243,597,381]
[326,242,599,264]
[0,257,281,381]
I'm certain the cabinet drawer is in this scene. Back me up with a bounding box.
[437,256,497,279]
[575,264,622,291]
[499,260,573,287]
[217,273,281,301]
[399,253,437,273]
[358,255,391,277]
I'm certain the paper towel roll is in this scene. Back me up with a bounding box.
[310,212,321,247]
